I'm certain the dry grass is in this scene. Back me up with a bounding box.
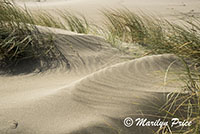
[0,0,68,74]
[102,9,200,134]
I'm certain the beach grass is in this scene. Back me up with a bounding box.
[0,0,68,73]
[33,11,66,29]
[102,9,200,59]
[59,11,90,34]
[102,9,200,133]
[0,0,90,73]
[32,10,90,34]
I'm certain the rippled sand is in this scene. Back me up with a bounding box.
[1,0,199,133]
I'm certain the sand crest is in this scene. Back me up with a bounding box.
[1,0,199,133]
[0,27,187,133]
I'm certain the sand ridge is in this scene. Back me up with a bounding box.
[0,27,187,133]
[1,0,198,133]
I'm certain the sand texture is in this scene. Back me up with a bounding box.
[1,0,199,133]
[0,27,187,134]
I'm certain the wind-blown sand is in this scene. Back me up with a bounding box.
[16,0,200,24]
[0,0,198,134]
[0,27,186,134]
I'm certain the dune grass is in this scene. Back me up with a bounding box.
[33,11,67,29]
[0,0,69,73]
[59,11,90,34]
[0,0,90,74]
[32,10,90,34]
[102,9,200,58]
[103,9,200,134]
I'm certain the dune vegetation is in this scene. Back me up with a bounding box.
[0,0,88,73]
[0,0,199,133]
[103,9,200,134]
[0,0,68,73]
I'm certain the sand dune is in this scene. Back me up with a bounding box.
[1,0,198,133]
[0,26,188,134]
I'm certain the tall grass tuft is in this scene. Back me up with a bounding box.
[102,9,200,61]
[59,11,90,34]
[103,9,200,133]
[32,10,90,34]
[0,0,92,74]
[102,9,148,43]
[33,11,66,29]
[0,0,68,74]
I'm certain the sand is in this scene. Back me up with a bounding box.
[0,0,198,134]
[16,0,200,24]
[0,27,187,134]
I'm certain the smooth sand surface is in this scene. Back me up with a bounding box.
[0,0,197,133]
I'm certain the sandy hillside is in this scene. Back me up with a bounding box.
[0,0,198,134]
[0,27,187,134]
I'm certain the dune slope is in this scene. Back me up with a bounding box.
[0,28,187,134]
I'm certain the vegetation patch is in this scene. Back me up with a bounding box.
[0,0,68,74]
[102,9,200,134]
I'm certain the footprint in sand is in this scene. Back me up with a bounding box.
[9,120,18,129]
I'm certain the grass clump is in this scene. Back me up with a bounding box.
[102,9,200,60]
[33,11,66,29]
[0,0,92,74]
[103,9,200,133]
[0,0,68,74]
[102,9,148,43]
[59,11,90,34]
[29,10,90,34]
[159,69,200,134]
